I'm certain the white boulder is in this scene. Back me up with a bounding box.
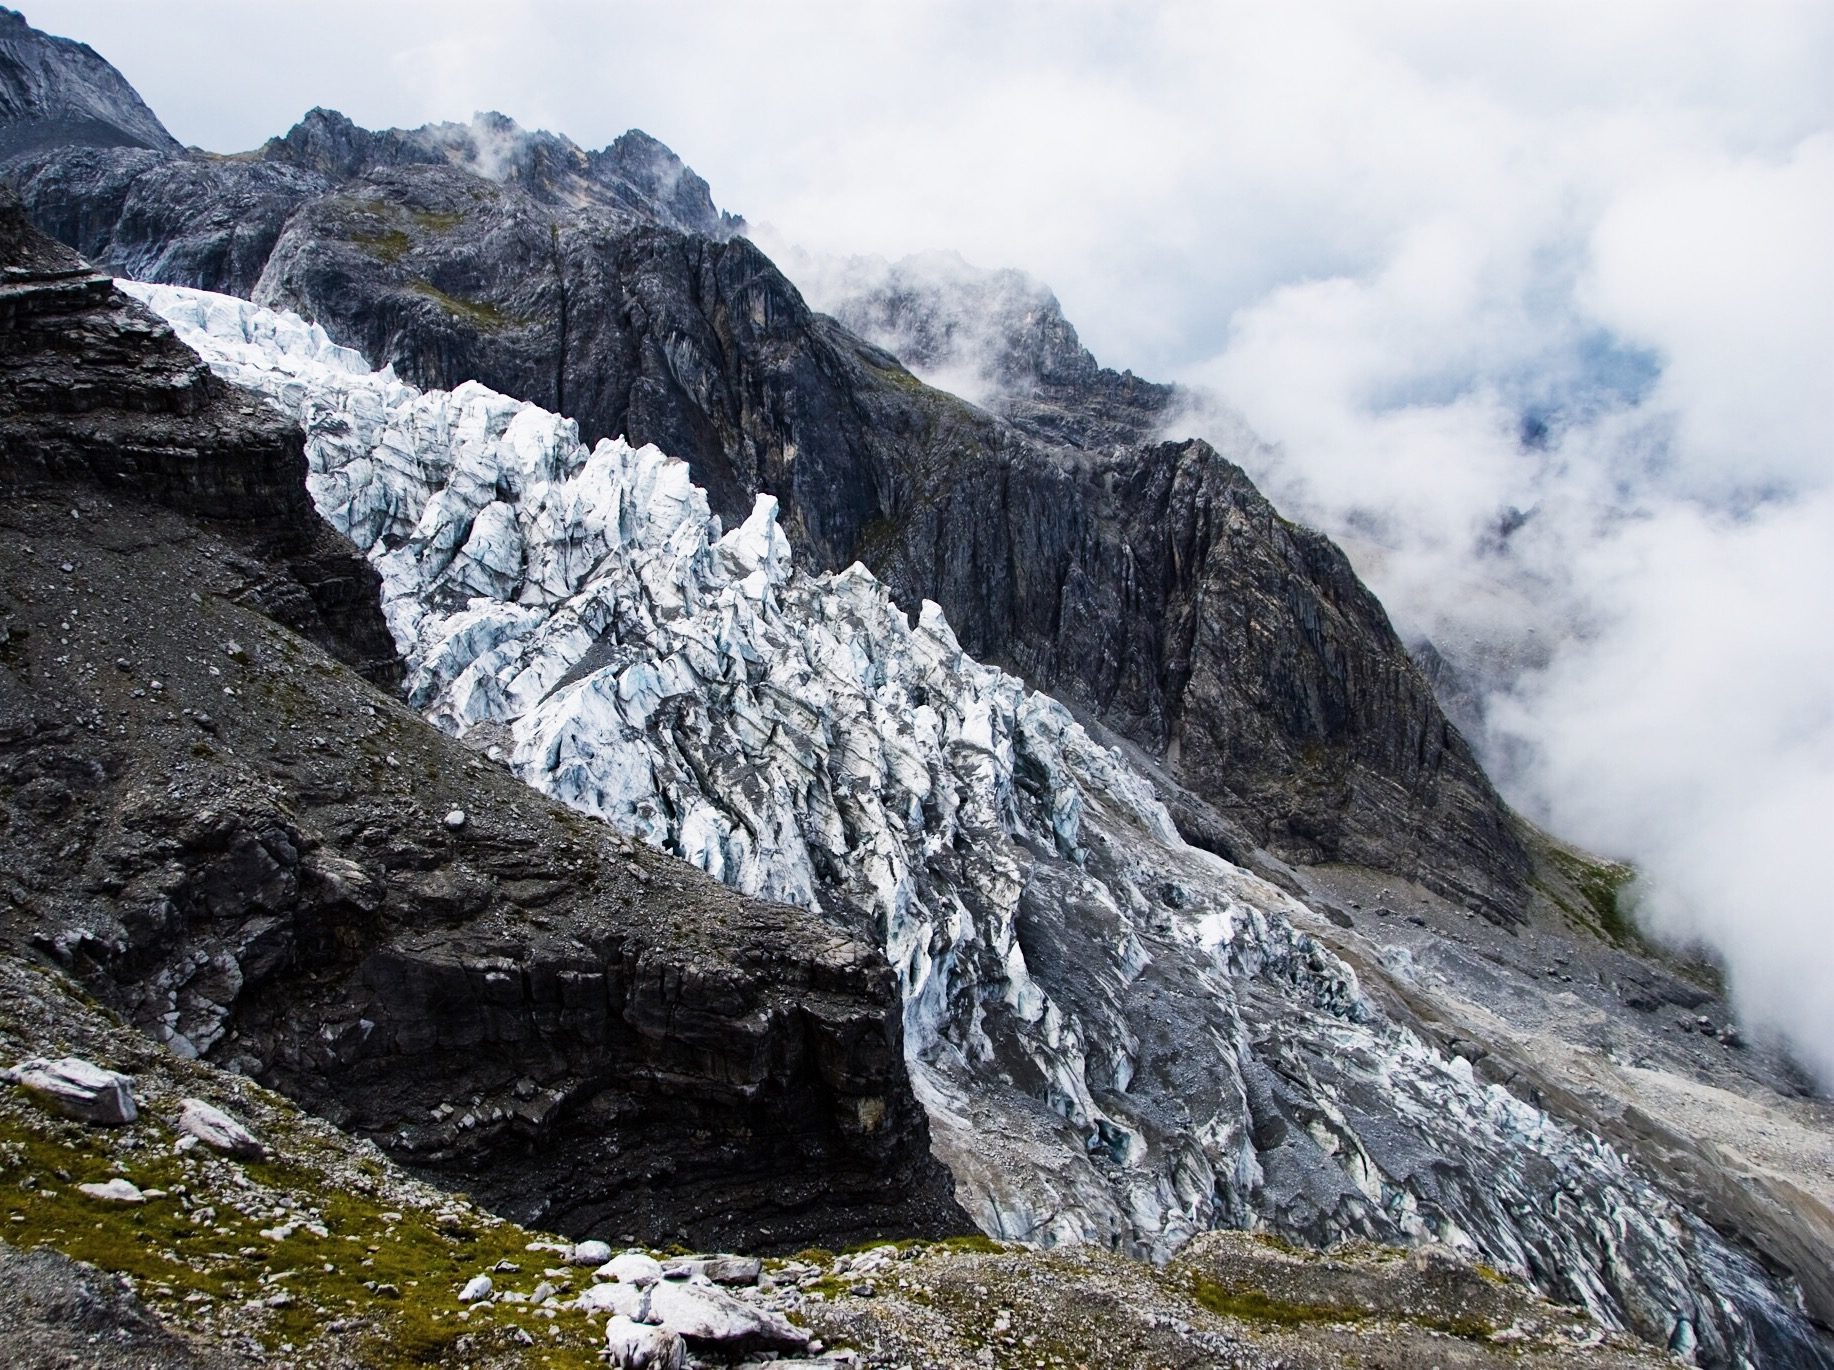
[602,1250,664,1286]
[78,1178,146,1203]
[457,1274,493,1303]
[567,1238,613,1266]
[177,1097,267,1160]
[604,1315,685,1370]
[645,1278,809,1353]
[13,1057,136,1124]
[575,1281,644,1318]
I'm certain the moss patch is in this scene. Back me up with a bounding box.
[407,281,519,330]
[1189,1275,1365,1328]
[0,1101,603,1366]
[351,229,411,264]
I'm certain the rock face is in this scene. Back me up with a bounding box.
[135,281,1834,1369]
[0,5,1531,919]
[0,190,400,684]
[0,201,965,1250]
[0,6,180,160]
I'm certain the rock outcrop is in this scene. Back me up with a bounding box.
[791,247,1177,449]
[0,189,399,684]
[0,194,965,1250]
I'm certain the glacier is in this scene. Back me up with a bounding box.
[129,279,1823,1368]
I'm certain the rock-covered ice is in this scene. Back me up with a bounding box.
[132,280,1819,1368]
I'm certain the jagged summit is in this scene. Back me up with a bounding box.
[0,6,179,158]
[260,105,745,239]
[793,246,1176,447]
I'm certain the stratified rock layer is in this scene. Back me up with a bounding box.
[0,196,965,1250]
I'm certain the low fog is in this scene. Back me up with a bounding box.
[30,0,1834,1082]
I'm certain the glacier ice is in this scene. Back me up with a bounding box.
[130,279,1819,1368]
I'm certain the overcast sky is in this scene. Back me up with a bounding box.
[27,1,1834,1081]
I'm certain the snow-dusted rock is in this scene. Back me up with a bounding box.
[176,1097,267,1160]
[644,1278,808,1353]
[602,1251,664,1286]
[567,1238,613,1267]
[604,1315,685,1370]
[13,1057,137,1124]
[78,1178,146,1203]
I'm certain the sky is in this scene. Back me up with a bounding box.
[27,1,1834,1082]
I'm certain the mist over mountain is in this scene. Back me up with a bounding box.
[1,6,1830,1368]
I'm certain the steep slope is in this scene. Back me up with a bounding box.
[0,4,1533,922]
[0,960,1676,1370]
[0,4,178,159]
[137,279,1834,1369]
[0,190,963,1251]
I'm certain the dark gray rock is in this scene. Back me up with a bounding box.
[0,1239,253,1367]
[0,6,180,160]
[0,198,967,1251]
[0,188,400,684]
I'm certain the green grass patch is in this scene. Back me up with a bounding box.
[0,1103,602,1367]
[1544,846,1638,946]
[1189,1276,1365,1328]
[407,281,518,330]
[351,229,411,264]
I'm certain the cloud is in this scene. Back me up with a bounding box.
[27,0,1834,1078]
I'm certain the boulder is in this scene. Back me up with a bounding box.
[576,1282,644,1318]
[77,1178,145,1203]
[566,1238,612,1266]
[605,1315,685,1370]
[13,1057,136,1124]
[602,1251,664,1286]
[645,1278,808,1353]
[176,1097,267,1160]
[457,1274,493,1303]
[663,1254,762,1286]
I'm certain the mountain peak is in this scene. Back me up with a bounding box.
[257,105,744,238]
[0,6,180,158]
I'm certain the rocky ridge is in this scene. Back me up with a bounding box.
[778,246,1176,449]
[131,279,1833,1367]
[0,4,1534,921]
